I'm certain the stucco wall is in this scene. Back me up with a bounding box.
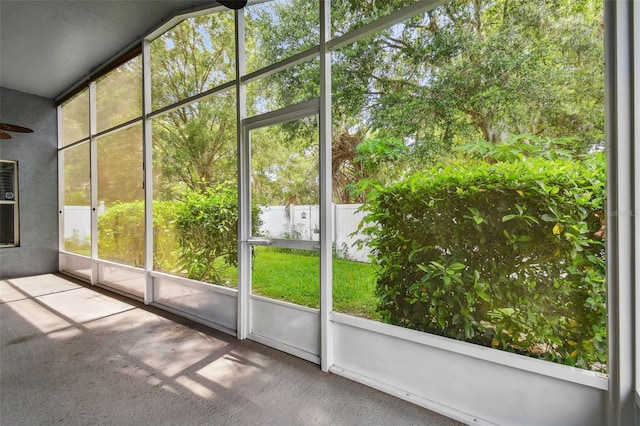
[0,87,58,278]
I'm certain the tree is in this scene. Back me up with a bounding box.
[331,0,603,150]
[96,123,144,205]
[96,56,142,132]
[153,92,237,197]
[249,0,604,201]
[151,12,237,197]
[61,89,89,146]
[250,118,320,207]
[63,142,90,205]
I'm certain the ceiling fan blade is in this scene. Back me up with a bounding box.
[0,123,33,133]
[0,131,12,139]
[218,0,248,10]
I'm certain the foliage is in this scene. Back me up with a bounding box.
[63,142,91,206]
[64,231,91,256]
[152,92,237,196]
[98,201,145,266]
[348,0,604,150]
[360,152,606,370]
[174,184,261,284]
[96,56,142,132]
[97,200,178,268]
[151,13,235,108]
[97,189,251,284]
[61,89,90,145]
[251,0,603,199]
[455,134,592,163]
[250,119,320,206]
[97,124,144,205]
[331,133,412,203]
[151,12,237,196]
[245,0,319,85]
[152,201,182,273]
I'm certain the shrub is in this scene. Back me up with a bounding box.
[174,184,261,284]
[152,201,181,273]
[98,200,178,268]
[360,154,606,370]
[97,187,252,284]
[98,201,145,266]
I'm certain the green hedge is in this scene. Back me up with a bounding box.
[174,185,261,284]
[152,201,181,273]
[97,185,255,286]
[98,201,146,266]
[360,154,606,370]
[98,200,178,268]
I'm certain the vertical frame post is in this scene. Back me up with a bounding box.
[605,1,637,424]
[236,8,250,339]
[319,0,334,372]
[143,39,154,304]
[89,82,98,285]
[635,4,640,419]
[57,106,64,267]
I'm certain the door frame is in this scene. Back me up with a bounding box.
[237,99,322,363]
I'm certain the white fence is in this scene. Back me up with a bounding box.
[258,204,371,262]
[63,201,104,243]
[63,203,372,262]
[63,206,91,242]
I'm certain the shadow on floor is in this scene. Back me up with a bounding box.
[1,273,461,426]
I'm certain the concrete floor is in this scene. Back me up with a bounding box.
[1,274,462,426]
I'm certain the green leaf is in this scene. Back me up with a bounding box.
[448,263,466,271]
[476,289,491,302]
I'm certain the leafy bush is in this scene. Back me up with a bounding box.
[98,201,145,266]
[360,154,606,370]
[455,134,586,162]
[174,184,261,284]
[98,187,252,284]
[98,200,178,268]
[152,201,181,273]
[64,230,91,256]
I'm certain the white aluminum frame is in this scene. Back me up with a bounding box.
[57,106,64,258]
[89,82,98,285]
[240,93,321,355]
[143,39,154,305]
[243,98,320,131]
[605,1,638,425]
[318,0,333,373]
[53,1,638,424]
[635,2,640,416]
[236,7,251,340]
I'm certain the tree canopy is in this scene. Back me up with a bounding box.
[131,0,605,204]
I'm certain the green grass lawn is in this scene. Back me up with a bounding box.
[70,240,380,320]
[247,247,380,320]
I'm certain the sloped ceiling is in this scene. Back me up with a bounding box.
[0,0,217,99]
